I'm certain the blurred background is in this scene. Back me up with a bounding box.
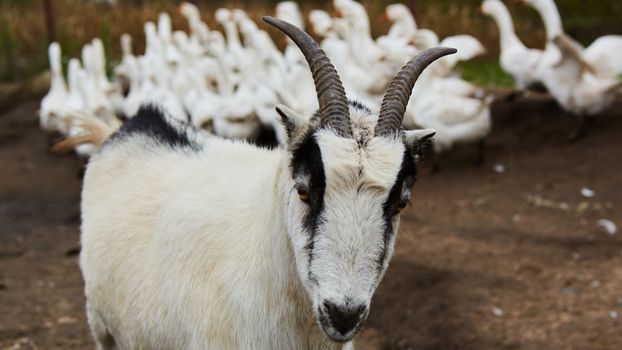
[1,1,621,350]
[1,0,621,86]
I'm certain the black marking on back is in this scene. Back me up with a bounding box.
[377,149,417,272]
[107,105,199,150]
[291,130,326,283]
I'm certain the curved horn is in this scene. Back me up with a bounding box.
[263,16,352,138]
[375,47,457,137]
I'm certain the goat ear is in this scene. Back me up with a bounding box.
[404,128,435,161]
[275,104,308,144]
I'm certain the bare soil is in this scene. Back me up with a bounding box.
[1,96,621,350]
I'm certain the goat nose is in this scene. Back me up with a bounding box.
[323,300,367,335]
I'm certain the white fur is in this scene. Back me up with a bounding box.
[80,106,423,349]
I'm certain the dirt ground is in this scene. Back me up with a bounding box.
[1,96,621,350]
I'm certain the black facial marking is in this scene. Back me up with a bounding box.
[347,100,372,114]
[377,149,417,272]
[107,104,200,150]
[290,130,326,281]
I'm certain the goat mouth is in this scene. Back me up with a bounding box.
[317,308,367,343]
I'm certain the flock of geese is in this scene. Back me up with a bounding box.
[40,0,621,159]
[482,0,622,138]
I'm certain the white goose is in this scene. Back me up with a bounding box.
[407,67,493,154]
[333,0,385,70]
[63,58,86,119]
[122,56,143,118]
[158,12,183,66]
[545,35,620,117]
[384,3,417,40]
[519,0,622,79]
[80,42,115,124]
[514,0,620,131]
[40,42,68,133]
[276,1,306,67]
[114,33,134,92]
[481,0,544,89]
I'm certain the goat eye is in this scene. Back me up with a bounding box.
[297,187,310,203]
[396,200,409,214]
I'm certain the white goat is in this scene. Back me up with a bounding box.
[80,17,455,350]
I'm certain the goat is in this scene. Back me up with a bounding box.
[80,17,455,349]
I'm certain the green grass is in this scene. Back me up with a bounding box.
[460,60,515,88]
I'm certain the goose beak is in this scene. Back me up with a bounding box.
[380,10,389,22]
[478,5,484,14]
[335,9,343,18]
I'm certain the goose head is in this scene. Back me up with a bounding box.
[158,12,173,43]
[144,22,162,58]
[215,8,231,25]
[411,29,439,50]
[231,8,248,23]
[178,2,200,25]
[47,42,67,93]
[309,10,334,38]
[385,3,417,31]
[276,1,304,30]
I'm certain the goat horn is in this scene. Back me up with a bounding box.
[263,16,352,138]
[375,47,457,137]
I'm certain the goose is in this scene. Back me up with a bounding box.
[122,56,144,118]
[146,57,187,122]
[275,1,304,29]
[178,2,204,34]
[411,29,485,78]
[63,58,86,122]
[237,17,288,98]
[518,0,622,79]
[114,33,134,93]
[91,38,125,118]
[336,19,386,106]
[412,94,492,157]
[582,36,622,79]
[481,0,544,89]
[309,10,351,72]
[144,21,164,63]
[158,12,183,66]
[406,69,493,155]
[547,35,620,116]
[403,51,493,153]
[184,71,222,129]
[375,4,420,64]
[536,34,621,139]
[178,2,211,49]
[333,0,384,70]
[436,35,486,77]
[334,0,416,73]
[215,8,247,79]
[384,3,418,40]
[80,42,116,125]
[212,83,262,141]
[40,42,68,133]
[90,38,112,94]
[275,2,306,68]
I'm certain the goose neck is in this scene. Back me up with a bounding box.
[532,0,563,39]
